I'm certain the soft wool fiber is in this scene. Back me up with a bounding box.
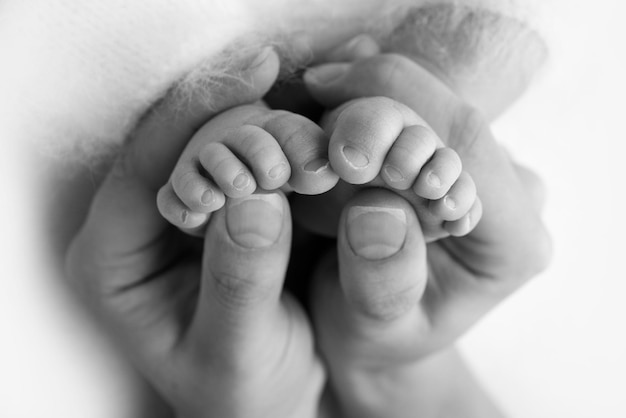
[0,0,545,162]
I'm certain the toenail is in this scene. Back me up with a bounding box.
[344,34,378,56]
[444,195,457,210]
[305,63,350,84]
[304,158,330,173]
[226,194,284,248]
[233,172,251,190]
[427,172,441,188]
[250,46,273,68]
[268,163,288,179]
[201,189,214,205]
[346,206,407,260]
[463,214,471,231]
[181,210,189,224]
[342,146,369,168]
[383,165,404,182]
[345,34,368,50]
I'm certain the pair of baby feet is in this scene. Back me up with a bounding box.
[157,93,482,243]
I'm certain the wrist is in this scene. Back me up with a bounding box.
[328,347,505,418]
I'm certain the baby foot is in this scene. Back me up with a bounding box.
[157,104,338,234]
[324,96,482,242]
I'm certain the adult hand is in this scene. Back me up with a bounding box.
[299,48,552,417]
[66,48,324,418]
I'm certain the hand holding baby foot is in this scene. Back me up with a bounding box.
[305,49,552,336]
[300,38,551,417]
[311,190,503,418]
[67,49,325,418]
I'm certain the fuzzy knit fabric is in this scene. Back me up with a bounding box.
[0,0,546,161]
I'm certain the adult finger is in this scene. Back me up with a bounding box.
[312,189,430,364]
[184,191,294,364]
[323,34,380,62]
[67,48,281,355]
[304,54,551,282]
[304,54,455,140]
[77,47,281,278]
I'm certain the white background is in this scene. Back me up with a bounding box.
[2,1,626,417]
[462,0,626,416]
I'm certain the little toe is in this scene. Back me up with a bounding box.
[170,163,225,213]
[157,182,211,230]
[428,171,477,222]
[443,197,483,237]
[413,147,462,200]
[382,125,439,190]
[199,142,257,198]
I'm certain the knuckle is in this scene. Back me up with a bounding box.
[350,283,422,322]
[211,270,276,310]
[367,53,415,93]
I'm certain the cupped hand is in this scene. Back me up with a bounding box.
[304,48,552,353]
[66,49,324,418]
[299,41,552,417]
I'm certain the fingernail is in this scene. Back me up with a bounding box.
[226,194,284,248]
[250,46,273,68]
[201,189,214,205]
[268,162,289,179]
[383,165,404,182]
[345,34,368,50]
[345,34,379,57]
[342,146,369,168]
[444,195,457,210]
[304,158,330,173]
[346,206,407,260]
[233,172,251,190]
[427,172,441,188]
[305,63,350,84]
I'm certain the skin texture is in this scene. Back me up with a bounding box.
[157,96,480,241]
[67,50,326,418]
[65,36,551,417]
[43,2,549,417]
[301,51,551,417]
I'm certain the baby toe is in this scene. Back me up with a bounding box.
[221,125,291,191]
[428,171,477,222]
[382,125,438,190]
[328,98,405,185]
[443,197,483,237]
[413,147,462,200]
[157,182,211,230]
[199,142,257,198]
[263,112,339,194]
[170,164,225,213]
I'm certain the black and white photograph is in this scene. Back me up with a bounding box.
[1,0,624,417]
